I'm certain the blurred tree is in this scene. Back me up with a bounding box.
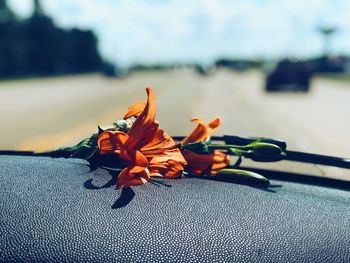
[0,0,18,77]
[0,0,103,78]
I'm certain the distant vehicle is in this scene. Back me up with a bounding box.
[265,59,312,92]
[194,64,217,76]
[215,58,258,71]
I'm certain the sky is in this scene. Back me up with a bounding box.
[8,0,350,66]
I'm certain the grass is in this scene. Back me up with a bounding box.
[316,73,350,82]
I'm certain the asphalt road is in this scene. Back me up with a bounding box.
[0,69,349,180]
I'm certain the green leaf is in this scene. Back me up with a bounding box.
[47,135,98,159]
[216,168,270,187]
[113,119,132,132]
[98,126,105,135]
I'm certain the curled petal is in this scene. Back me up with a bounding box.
[128,150,148,174]
[181,118,221,144]
[126,87,156,150]
[183,150,230,175]
[98,131,129,157]
[124,101,146,119]
[112,131,129,159]
[117,168,150,189]
[98,131,123,155]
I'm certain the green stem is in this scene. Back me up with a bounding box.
[207,144,250,151]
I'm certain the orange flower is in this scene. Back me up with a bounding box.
[181,118,230,175]
[123,101,146,119]
[98,87,187,188]
[181,118,221,145]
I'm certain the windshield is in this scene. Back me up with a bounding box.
[0,0,349,181]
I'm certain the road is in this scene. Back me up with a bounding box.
[0,69,349,180]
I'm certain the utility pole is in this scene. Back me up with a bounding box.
[319,26,336,58]
[33,0,44,17]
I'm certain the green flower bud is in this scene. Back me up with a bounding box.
[216,168,270,187]
[252,142,283,156]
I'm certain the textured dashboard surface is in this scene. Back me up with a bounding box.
[0,155,349,262]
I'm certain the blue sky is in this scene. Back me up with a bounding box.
[8,0,350,66]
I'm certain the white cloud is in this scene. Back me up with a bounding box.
[8,0,32,17]
[7,0,350,65]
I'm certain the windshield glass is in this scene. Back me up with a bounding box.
[0,0,349,181]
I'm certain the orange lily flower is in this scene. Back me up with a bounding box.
[98,87,187,188]
[123,101,146,119]
[181,118,230,175]
[181,118,221,145]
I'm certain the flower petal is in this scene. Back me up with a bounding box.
[123,101,146,119]
[117,168,150,189]
[148,149,187,164]
[98,131,129,157]
[181,118,221,144]
[128,150,148,174]
[126,87,156,150]
[97,131,121,155]
[141,125,177,154]
[182,150,230,175]
[149,159,185,178]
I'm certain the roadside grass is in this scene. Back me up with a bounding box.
[315,73,350,83]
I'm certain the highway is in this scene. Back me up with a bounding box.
[0,69,349,180]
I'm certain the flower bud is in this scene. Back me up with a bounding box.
[252,142,283,156]
[216,168,270,187]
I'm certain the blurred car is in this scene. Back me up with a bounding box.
[265,59,312,92]
[194,63,217,76]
